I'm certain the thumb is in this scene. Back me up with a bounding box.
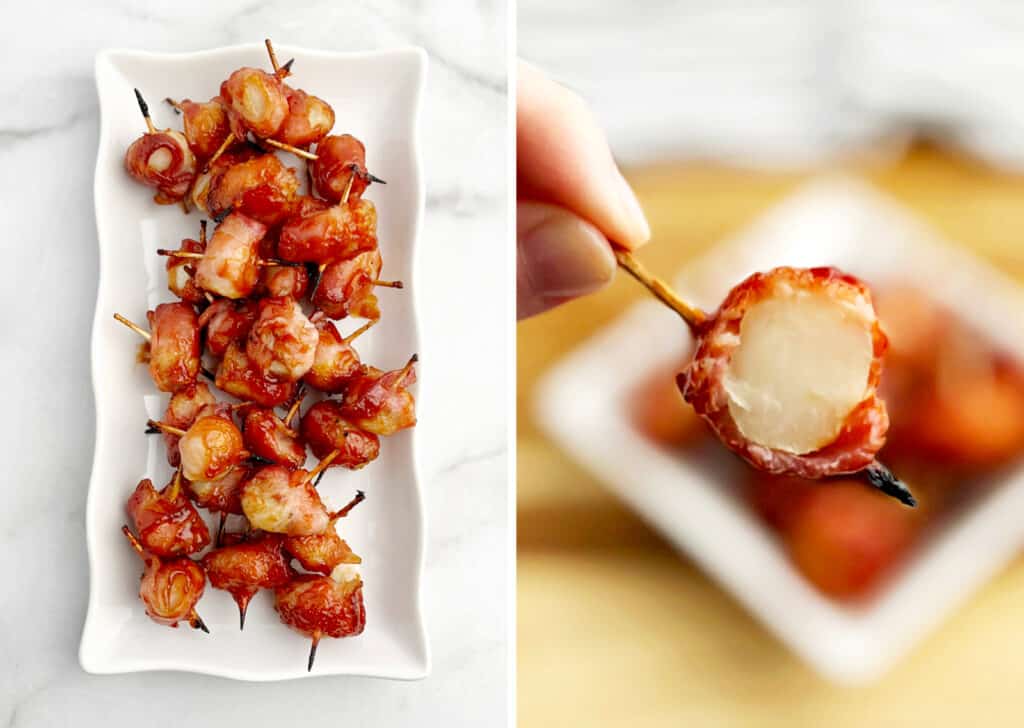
[517,201,616,320]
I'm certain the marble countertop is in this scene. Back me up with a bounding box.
[0,1,508,725]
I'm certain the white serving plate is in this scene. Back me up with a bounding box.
[536,178,1024,684]
[81,43,429,681]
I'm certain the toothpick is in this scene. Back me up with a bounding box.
[614,249,706,331]
[113,313,151,341]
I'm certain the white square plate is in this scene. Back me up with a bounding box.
[536,178,1024,683]
[81,43,429,681]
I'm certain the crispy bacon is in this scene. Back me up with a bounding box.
[126,477,210,557]
[246,297,319,381]
[302,320,364,393]
[300,400,380,469]
[147,302,201,393]
[275,86,334,148]
[195,212,267,299]
[215,341,296,407]
[162,382,217,467]
[310,134,375,203]
[124,129,196,203]
[241,464,330,536]
[198,298,259,358]
[201,534,292,627]
[277,199,377,265]
[220,67,289,139]
[311,249,383,321]
[206,154,300,227]
[679,267,889,479]
[340,358,417,436]
[243,406,307,468]
[178,97,232,160]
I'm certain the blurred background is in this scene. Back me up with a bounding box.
[518,2,1024,725]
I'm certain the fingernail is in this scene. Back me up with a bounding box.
[613,168,651,248]
[520,213,616,299]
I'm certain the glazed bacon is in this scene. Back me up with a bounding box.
[162,382,217,467]
[199,298,259,358]
[126,476,211,557]
[220,67,289,139]
[201,534,292,628]
[191,144,262,214]
[243,406,307,468]
[277,198,378,265]
[274,572,366,670]
[215,341,296,407]
[302,320,367,392]
[310,134,377,204]
[311,249,383,321]
[275,86,334,148]
[679,267,889,479]
[246,296,319,381]
[260,263,309,299]
[301,400,380,470]
[240,464,330,536]
[206,154,300,227]
[340,357,418,436]
[195,212,267,299]
[125,128,196,204]
[187,463,249,516]
[176,97,232,161]
[123,526,207,630]
[147,302,201,393]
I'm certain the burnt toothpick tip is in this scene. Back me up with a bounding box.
[212,206,234,224]
[200,366,217,382]
[134,88,149,118]
[863,461,917,507]
[307,636,320,672]
[192,612,210,634]
[367,173,387,185]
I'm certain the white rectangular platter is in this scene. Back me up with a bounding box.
[81,43,429,681]
[536,178,1024,684]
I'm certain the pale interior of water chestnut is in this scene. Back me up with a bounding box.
[722,289,873,454]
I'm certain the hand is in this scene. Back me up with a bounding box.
[517,62,650,319]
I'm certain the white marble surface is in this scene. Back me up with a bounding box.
[0,1,508,725]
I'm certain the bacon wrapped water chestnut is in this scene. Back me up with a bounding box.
[274,571,365,671]
[166,222,207,305]
[614,251,912,504]
[201,533,293,628]
[242,399,307,469]
[240,461,335,536]
[193,211,267,299]
[126,472,211,557]
[277,197,378,265]
[215,341,296,407]
[246,296,319,381]
[150,408,247,484]
[206,153,300,227]
[191,144,262,214]
[124,90,196,204]
[274,86,335,149]
[167,96,232,162]
[311,249,401,321]
[309,134,382,204]
[161,382,217,467]
[199,298,259,358]
[284,491,364,575]
[303,319,372,393]
[122,526,208,631]
[300,400,380,470]
[113,303,201,394]
[340,357,418,437]
[220,67,290,140]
